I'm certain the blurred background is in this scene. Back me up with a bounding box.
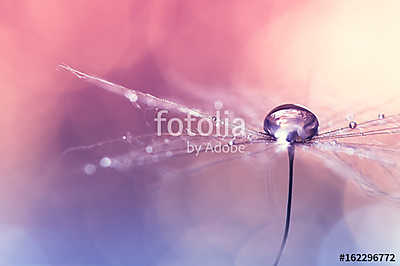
[2,0,400,265]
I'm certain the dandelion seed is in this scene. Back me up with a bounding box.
[59,65,400,266]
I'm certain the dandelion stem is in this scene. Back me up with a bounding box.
[273,144,295,266]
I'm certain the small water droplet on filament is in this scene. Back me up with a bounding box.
[122,132,133,143]
[145,146,153,153]
[349,121,357,129]
[125,90,138,103]
[100,157,112,168]
[378,113,385,119]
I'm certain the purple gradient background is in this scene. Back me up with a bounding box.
[2,1,400,265]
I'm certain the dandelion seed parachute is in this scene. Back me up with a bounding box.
[59,65,400,266]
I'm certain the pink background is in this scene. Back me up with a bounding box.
[2,0,400,265]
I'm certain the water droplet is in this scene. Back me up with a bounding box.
[84,164,96,175]
[212,116,217,122]
[164,139,170,144]
[349,121,357,129]
[214,100,223,110]
[264,104,319,142]
[122,132,133,143]
[228,139,234,146]
[145,146,153,153]
[378,113,385,119]
[100,157,112,168]
[125,90,138,102]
